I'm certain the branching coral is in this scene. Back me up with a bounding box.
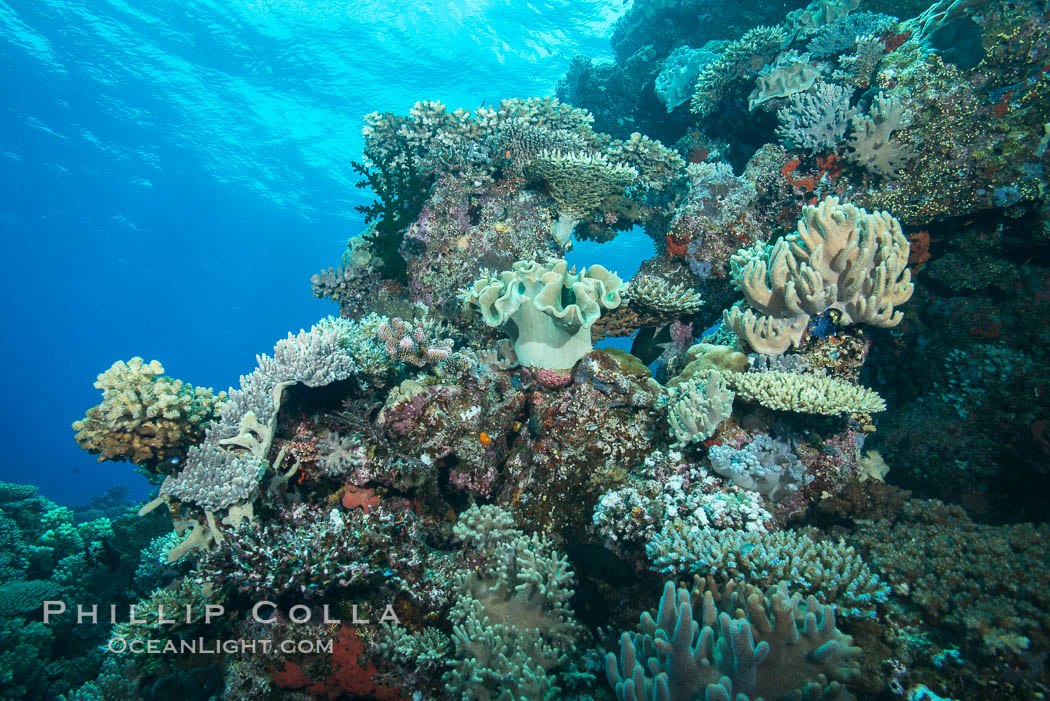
[724,196,913,354]
[376,317,453,367]
[646,528,889,618]
[72,358,225,470]
[667,370,734,447]
[196,503,428,598]
[726,370,886,415]
[775,82,856,153]
[606,578,861,701]
[624,274,704,315]
[690,26,788,118]
[445,505,583,700]
[461,258,623,370]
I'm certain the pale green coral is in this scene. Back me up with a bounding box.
[445,506,583,700]
[667,370,734,447]
[646,527,889,618]
[726,370,886,415]
[462,259,623,370]
[607,578,862,701]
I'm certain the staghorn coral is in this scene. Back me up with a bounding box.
[624,274,704,315]
[461,258,623,370]
[72,357,225,470]
[525,151,638,246]
[606,577,861,701]
[667,369,734,447]
[726,370,886,415]
[775,82,857,154]
[376,317,453,367]
[845,91,915,178]
[646,528,889,618]
[724,197,913,355]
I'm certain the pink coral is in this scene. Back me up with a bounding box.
[531,367,574,389]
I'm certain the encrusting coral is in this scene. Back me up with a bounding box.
[724,196,913,355]
[461,258,624,370]
[72,357,225,471]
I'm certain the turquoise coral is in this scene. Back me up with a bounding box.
[607,578,861,701]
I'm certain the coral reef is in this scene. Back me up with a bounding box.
[607,577,862,701]
[57,1,1050,696]
[72,358,225,473]
[461,258,624,370]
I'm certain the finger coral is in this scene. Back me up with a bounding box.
[667,369,734,447]
[72,357,225,470]
[607,577,862,701]
[724,196,913,355]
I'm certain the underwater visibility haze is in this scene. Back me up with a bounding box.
[1,0,1049,699]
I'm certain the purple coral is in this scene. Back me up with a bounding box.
[376,318,453,367]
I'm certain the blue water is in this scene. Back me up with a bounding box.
[0,0,629,505]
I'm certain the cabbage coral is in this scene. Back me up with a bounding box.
[461,259,624,370]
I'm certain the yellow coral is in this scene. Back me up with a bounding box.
[726,370,885,415]
[72,357,225,468]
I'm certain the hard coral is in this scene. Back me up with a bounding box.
[72,358,225,470]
